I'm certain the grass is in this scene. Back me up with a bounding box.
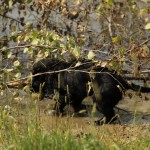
[0,110,105,150]
[0,92,150,150]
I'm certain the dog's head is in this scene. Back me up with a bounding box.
[30,59,48,95]
[31,58,61,99]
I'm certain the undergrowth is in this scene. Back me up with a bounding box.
[0,97,149,150]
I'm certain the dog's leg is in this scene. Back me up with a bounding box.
[95,106,117,125]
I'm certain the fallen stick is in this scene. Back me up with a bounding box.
[1,80,29,89]
[115,106,132,113]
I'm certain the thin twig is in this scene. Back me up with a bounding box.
[139,38,150,46]
[3,67,150,86]
[141,70,150,73]
[115,106,132,113]
[0,44,58,52]
[0,13,22,24]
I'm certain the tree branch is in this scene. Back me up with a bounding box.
[0,44,58,52]
[0,13,22,24]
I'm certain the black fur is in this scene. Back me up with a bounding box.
[31,58,150,124]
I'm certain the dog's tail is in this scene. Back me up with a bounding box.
[130,83,150,93]
[115,74,150,93]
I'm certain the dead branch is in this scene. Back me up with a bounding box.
[115,106,150,116]
[2,63,150,89]
[115,106,132,113]
[0,13,22,24]
[2,80,29,89]
[0,44,58,52]
[141,70,150,73]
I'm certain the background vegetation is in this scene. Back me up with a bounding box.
[0,0,150,82]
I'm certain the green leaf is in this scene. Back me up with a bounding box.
[52,34,59,40]
[112,36,120,43]
[6,69,13,72]
[24,35,29,42]
[28,47,34,56]
[88,51,95,60]
[37,50,44,58]
[44,51,49,57]
[17,36,22,44]
[105,0,114,6]
[2,47,7,52]
[9,0,13,8]
[26,0,32,4]
[72,46,80,58]
[145,23,150,29]
[14,60,20,66]
[23,48,29,53]
[15,73,21,79]
[7,51,12,58]
[75,61,81,67]
[31,39,39,45]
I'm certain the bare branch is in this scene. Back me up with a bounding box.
[0,44,58,52]
[0,13,22,24]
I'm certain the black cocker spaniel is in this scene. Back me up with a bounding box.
[31,58,150,124]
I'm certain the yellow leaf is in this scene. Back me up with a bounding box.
[15,73,21,79]
[14,60,20,66]
[140,8,150,15]
[23,48,29,53]
[88,51,95,60]
[72,46,80,58]
[31,39,39,45]
[7,52,12,58]
[145,23,150,29]
[75,61,81,67]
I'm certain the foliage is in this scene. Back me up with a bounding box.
[0,0,150,83]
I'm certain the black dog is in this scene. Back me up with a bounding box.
[31,58,150,124]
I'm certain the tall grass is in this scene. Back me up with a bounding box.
[0,96,149,150]
[0,114,105,150]
[0,99,105,150]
